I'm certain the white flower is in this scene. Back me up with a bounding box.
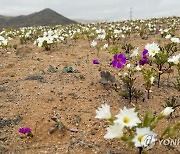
[161,107,174,117]
[123,72,128,77]
[150,76,155,84]
[165,34,171,39]
[135,26,139,30]
[132,127,157,148]
[96,29,102,34]
[43,31,48,36]
[114,29,121,34]
[0,36,4,41]
[164,29,169,33]
[171,37,180,43]
[33,40,37,45]
[0,36,8,46]
[145,42,160,57]
[48,30,54,36]
[118,73,122,77]
[95,104,111,120]
[135,65,141,71]
[121,34,125,38]
[115,107,141,128]
[97,34,106,40]
[37,37,44,47]
[130,48,139,57]
[103,43,108,49]
[104,123,124,139]
[1,39,8,46]
[126,63,131,69]
[46,36,54,44]
[91,40,97,47]
[168,54,180,65]
[59,36,64,41]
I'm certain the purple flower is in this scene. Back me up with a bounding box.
[19,127,31,134]
[139,49,148,65]
[93,60,99,64]
[112,53,126,68]
[142,49,148,57]
[139,57,148,65]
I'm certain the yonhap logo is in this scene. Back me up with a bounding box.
[141,135,156,149]
[159,138,180,146]
[141,135,180,149]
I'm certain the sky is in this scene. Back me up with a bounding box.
[0,0,180,21]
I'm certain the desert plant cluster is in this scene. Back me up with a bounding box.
[0,16,180,153]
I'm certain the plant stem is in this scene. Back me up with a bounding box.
[158,73,161,88]
[147,89,150,99]
[129,87,132,103]
[138,147,143,154]
[158,65,162,88]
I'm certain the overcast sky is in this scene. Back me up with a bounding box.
[0,0,180,21]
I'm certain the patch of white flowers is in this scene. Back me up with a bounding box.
[168,54,180,65]
[0,36,8,47]
[95,103,176,149]
[171,37,180,43]
[91,40,97,47]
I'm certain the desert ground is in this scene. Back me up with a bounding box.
[0,19,180,154]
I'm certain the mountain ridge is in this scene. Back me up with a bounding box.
[0,8,77,28]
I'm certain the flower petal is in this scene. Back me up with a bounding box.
[117,62,123,68]
[113,54,118,60]
[112,60,117,67]
[142,49,148,57]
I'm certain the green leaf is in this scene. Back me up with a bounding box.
[48,65,57,73]
[142,112,155,127]
[160,126,170,139]
[62,66,77,73]
[121,135,134,147]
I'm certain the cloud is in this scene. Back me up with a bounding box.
[0,0,179,20]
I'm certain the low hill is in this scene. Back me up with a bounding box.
[0,8,77,28]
